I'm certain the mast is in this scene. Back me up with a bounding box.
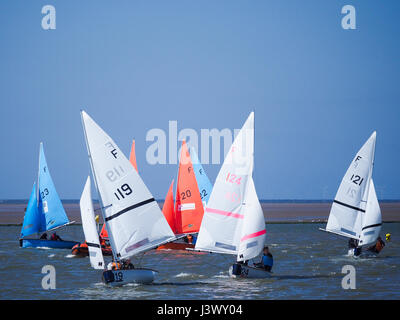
[80,110,118,263]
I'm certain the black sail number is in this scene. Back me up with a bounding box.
[350,174,364,186]
[41,188,49,199]
[114,183,133,200]
[181,190,192,200]
[200,189,207,200]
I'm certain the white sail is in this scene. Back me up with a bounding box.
[81,111,175,260]
[237,177,266,261]
[195,112,255,255]
[326,132,376,240]
[360,179,382,246]
[80,176,104,270]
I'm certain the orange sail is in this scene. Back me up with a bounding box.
[99,224,108,239]
[129,139,138,172]
[162,179,176,233]
[174,141,204,234]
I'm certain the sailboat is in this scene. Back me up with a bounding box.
[81,110,176,285]
[195,112,269,278]
[157,141,209,251]
[72,139,138,257]
[319,132,382,256]
[19,143,78,249]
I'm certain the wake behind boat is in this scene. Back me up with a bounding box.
[195,112,272,279]
[19,143,78,249]
[80,110,177,286]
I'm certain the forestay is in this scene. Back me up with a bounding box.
[360,179,382,246]
[80,177,105,270]
[326,132,376,240]
[81,111,176,260]
[195,112,261,256]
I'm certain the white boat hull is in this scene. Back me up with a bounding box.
[228,264,272,279]
[102,268,158,286]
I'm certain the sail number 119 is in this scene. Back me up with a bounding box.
[114,183,132,200]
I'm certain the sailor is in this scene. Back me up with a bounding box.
[186,235,193,244]
[50,232,62,241]
[367,236,385,254]
[386,233,391,242]
[122,259,134,270]
[40,233,48,240]
[254,246,273,272]
[348,238,362,256]
[110,260,121,270]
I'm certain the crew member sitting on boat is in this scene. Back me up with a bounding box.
[184,234,194,244]
[348,238,362,256]
[50,232,62,241]
[121,259,134,270]
[254,246,273,272]
[367,236,385,254]
[109,260,121,270]
[40,233,48,240]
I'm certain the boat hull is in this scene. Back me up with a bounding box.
[156,242,195,251]
[229,263,272,279]
[71,242,113,257]
[20,238,79,249]
[102,269,157,286]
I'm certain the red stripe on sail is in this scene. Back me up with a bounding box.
[206,207,244,219]
[241,229,266,242]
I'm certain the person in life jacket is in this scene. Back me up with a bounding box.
[348,238,362,256]
[50,232,62,241]
[254,246,273,272]
[121,259,134,270]
[367,236,385,254]
[110,260,121,270]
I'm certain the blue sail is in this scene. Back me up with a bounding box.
[20,182,44,238]
[38,143,70,231]
[190,147,213,205]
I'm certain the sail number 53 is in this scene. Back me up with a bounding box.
[114,183,132,200]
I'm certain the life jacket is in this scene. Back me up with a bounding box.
[262,254,273,267]
[111,262,121,270]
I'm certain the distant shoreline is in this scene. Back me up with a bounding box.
[1,201,399,224]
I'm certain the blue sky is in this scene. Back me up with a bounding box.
[1,1,399,200]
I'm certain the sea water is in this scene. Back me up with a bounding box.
[0,223,399,300]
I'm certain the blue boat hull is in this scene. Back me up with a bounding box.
[20,238,79,249]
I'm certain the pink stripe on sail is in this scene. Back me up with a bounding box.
[206,207,244,219]
[240,229,267,242]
